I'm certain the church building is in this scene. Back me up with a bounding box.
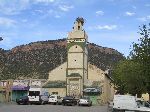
[43,17,115,105]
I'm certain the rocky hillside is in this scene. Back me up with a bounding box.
[0,38,124,80]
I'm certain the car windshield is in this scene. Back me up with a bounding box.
[81,96,90,99]
[20,96,28,99]
[49,96,55,98]
[29,91,40,96]
[63,96,74,99]
[137,100,143,106]
[57,96,61,99]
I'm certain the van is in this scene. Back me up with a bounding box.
[28,88,49,105]
[48,95,62,105]
[112,95,150,112]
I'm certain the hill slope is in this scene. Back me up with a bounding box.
[0,38,124,80]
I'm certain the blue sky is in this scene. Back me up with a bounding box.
[0,0,150,56]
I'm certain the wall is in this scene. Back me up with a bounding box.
[88,64,105,81]
[68,53,83,69]
[103,75,115,104]
[48,63,115,104]
[46,88,66,97]
[68,30,86,39]
[48,62,66,81]
[88,64,115,104]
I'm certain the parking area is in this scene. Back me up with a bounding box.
[0,103,108,112]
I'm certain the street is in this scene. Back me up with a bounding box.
[0,103,108,112]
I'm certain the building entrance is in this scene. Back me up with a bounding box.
[68,78,80,97]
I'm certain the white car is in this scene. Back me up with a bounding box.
[28,88,49,105]
[48,95,62,105]
[78,96,92,106]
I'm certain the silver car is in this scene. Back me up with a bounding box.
[78,96,92,106]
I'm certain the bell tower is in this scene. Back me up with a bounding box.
[66,17,88,97]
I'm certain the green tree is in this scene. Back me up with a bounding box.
[0,37,4,80]
[130,24,150,98]
[113,24,150,97]
[113,59,145,96]
[0,37,3,41]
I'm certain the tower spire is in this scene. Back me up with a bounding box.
[68,17,87,40]
[73,17,84,31]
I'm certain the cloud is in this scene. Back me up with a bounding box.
[137,17,147,22]
[132,6,136,9]
[33,0,55,4]
[147,16,150,19]
[0,0,30,15]
[40,9,62,19]
[34,9,43,13]
[96,10,104,16]
[96,25,117,30]
[145,4,150,7]
[55,15,61,18]
[21,19,28,23]
[0,36,15,49]
[89,25,117,30]
[0,17,16,27]
[137,16,150,22]
[0,0,55,15]
[125,11,135,16]
[34,0,54,2]
[59,5,74,12]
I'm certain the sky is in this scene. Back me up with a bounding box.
[0,0,150,56]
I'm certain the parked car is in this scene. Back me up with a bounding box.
[16,96,29,105]
[39,94,49,105]
[28,88,49,105]
[78,96,92,106]
[49,95,62,105]
[62,96,77,106]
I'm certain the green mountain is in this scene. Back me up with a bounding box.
[0,38,124,80]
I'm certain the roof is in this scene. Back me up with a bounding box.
[67,73,82,78]
[42,81,66,88]
[12,85,30,90]
[83,87,101,93]
[30,85,41,88]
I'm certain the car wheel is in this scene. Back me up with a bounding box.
[73,103,76,106]
[88,104,91,107]
[20,102,23,105]
[41,101,44,105]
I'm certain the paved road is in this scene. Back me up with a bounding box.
[0,103,108,112]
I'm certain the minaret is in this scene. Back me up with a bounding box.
[66,17,88,97]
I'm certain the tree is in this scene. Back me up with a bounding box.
[0,37,5,80]
[113,59,145,96]
[130,24,150,99]
[0,37,3,41]
[113,24,150,97]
